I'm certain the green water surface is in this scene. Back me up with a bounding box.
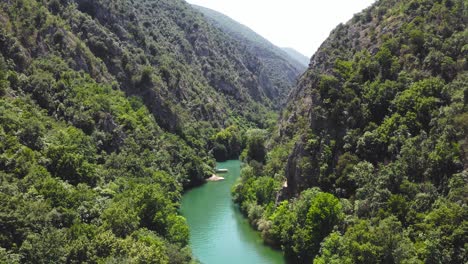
[180,160,284,264]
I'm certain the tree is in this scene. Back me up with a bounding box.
[244,129,267,163]
[102,198,140,237]
[45,128,97,186]
[19,229,68,264]
[291,192,343,262]
[268,190,343,263]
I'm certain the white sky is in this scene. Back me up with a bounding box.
[185,0,376,57]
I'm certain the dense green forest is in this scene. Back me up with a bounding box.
[0,0,291,262]
[233,0,467,263]
[1,0,467,263]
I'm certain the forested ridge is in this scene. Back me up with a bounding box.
[233,0,467,263]
[193,5,307,104]
[0,0,290,262]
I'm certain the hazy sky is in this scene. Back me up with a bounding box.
[185,0,376,57]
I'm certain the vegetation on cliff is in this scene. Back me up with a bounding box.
[233,0,467,262]
[193,5,307,105]
[1,0,466,262]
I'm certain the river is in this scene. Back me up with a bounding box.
[180,160,285,264]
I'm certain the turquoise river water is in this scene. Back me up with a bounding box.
[180,160,285,264]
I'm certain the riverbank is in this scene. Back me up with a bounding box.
[207,174,225,181]
[180,160,284,264]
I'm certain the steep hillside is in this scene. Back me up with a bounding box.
[71,0,282,130]
[0,0,288,262]
[234,0,467,262]
[193,5,306,103]
[281,47,309,67]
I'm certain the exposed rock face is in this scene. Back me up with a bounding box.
[285,142,305,196]
[62,0,294,135]
[279,0,467,197]
[193,5,306,107]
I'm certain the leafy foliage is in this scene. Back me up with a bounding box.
[194,5,306,105]
[233,0,467,262]
[0,0,290,262]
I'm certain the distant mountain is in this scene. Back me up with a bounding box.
[281,47,309,67]
[193,5,306,104]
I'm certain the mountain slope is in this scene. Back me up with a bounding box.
[234,0,467,262]
[71,0,283,129]
[0,0,291,262]
[281,47,309,67]
[193,5,306,103]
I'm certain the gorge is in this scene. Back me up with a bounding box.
[0,0,466,263]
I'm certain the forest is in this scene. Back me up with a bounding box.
[233,0,467,263]
[0,0,466,263]
[0,0,294,262]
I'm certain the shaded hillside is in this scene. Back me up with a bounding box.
[70,0,282,130]
[193,5,306,103]
[0,0,288,262]
[233,0,467,262]
[282,47,309,67]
